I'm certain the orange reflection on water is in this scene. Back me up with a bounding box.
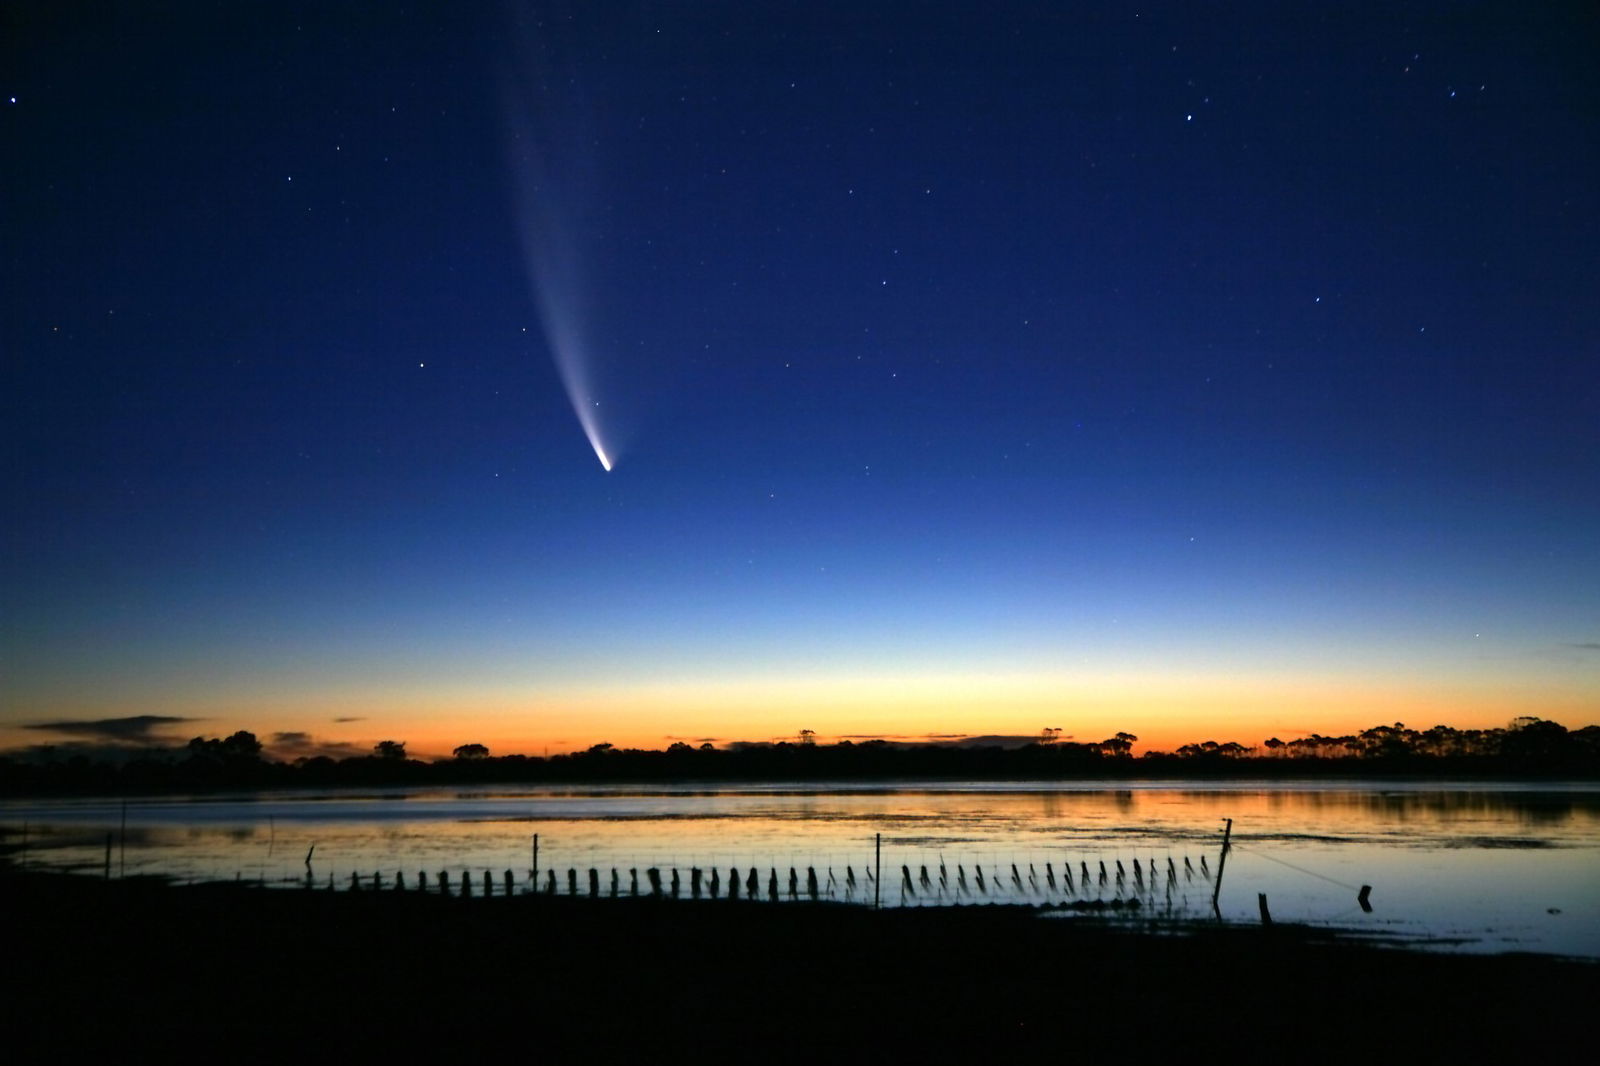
[5,783,1597,955]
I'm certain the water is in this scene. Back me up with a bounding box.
[4,780,1596,958]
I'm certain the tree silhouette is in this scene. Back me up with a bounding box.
[1500,718,1572,762]
[3,715,1596,796]
[1099,732,1137,757]
[186,731,263,763]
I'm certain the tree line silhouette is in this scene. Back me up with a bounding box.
[1,716,1595,795]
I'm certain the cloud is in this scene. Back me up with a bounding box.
[21,715,200,745]
[765,732,1069,749]
[266,731,365,760]
[663,735,723,743]
[5,740,184,764]
[834,732,1060,743]
[1566,642,1600,651]
[837,733,935,740]
[928,735,1045,749]
[331,716,366,723]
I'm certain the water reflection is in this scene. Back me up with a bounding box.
[2,781,1597,956]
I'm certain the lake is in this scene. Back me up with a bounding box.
[4,780,1596,958]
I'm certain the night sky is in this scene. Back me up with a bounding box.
[4,2,1597,759]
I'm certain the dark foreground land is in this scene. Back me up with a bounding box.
[4,871,1594,1062]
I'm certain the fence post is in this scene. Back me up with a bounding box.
[1211,818,1233,916]
[874,833,881,910]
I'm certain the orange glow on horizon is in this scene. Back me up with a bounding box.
[5,668,1596,762]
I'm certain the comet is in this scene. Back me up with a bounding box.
[500,16,619,473]
[588,409,611,470]
[535,285,615,472]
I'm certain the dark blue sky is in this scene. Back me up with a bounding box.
[4,2,1597,756]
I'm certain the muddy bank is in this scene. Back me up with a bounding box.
[5,870,1593,1059]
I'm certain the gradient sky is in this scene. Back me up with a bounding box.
[4,2,1597,760]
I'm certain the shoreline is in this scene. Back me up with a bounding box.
[4,772,1598,805]
[6,868,1595,1057]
